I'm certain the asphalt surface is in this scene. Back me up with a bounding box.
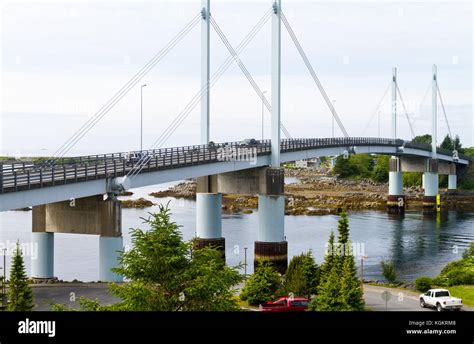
[30,283,473,312]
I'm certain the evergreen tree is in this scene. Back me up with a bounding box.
[280,251,319,298]
[7,242,34,311]
[240,261,281,306]
[319,231,336,285]
[337,210,350,247]
[339,242,364,311]
[309,262,344,311]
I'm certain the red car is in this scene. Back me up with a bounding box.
[259,296,309,312]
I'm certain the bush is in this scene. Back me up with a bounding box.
[240,262,281,306]
[380,261,397,284]
[403,172,422,187]
[280,251,319,298]
[462,242,474,259]
[415,277,432,292]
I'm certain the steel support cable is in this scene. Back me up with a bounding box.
[281,12,349,137]
[128,9,272,178]
[44,13,202,167]
[396,85,416,138]
[210,16,292,139]
[361,82,391,136]
[436,83,455,150]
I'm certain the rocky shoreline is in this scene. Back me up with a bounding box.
[147,169,474,215]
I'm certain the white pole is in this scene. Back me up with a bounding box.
[201,0,210,144]
[271,0,281,167]
[432,64,437,158]
[391,67,397,140]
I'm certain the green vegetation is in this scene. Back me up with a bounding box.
[415,276,433,292]
[430,242,474,287]
[412,134,432,146]
[240,261,281,306]
[333,154,389,183]
[279,251,319,299]
[53,204,243,311]
[7,242,34,311]
[415,242,474,303]
[459,147,474,190]
[309,210,364,311]
[380,261,397,284]
[402,172,422,187]
[446,285,474,307]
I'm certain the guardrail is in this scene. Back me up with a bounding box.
[0,137,468,194]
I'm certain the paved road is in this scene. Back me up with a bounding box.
[31,283,473,311]
[363,285,473,312]
[32,284,120,311]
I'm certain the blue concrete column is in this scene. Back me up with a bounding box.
[448,175,457,190]
[387,157,404,214]
[423,158,439,214]
[258,195,285,242]
[195,193,225,258]
[255,168,287,274]
[99,236,123,282]
[31,232,54,279]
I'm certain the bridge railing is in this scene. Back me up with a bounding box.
[0,137,468,195]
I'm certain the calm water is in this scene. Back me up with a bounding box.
[0,180,473,282]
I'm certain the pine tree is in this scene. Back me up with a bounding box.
[337,210,350,247]
[310,262,344,311]
[7,242,34,311]
[319,231,336,285]
[339,242,364,311]
[280,251,319,298]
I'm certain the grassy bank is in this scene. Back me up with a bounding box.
[446,285,474,307]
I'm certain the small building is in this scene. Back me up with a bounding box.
[295,158,321,169]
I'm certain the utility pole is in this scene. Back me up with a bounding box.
[140,84,147,152]
[391,67,397,140]
[432,64,437,158]
[332,99,336,138]
[262,91,267,141]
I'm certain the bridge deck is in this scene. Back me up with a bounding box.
[0,137,468,195]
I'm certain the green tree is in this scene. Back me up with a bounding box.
[412,134,432,146]
[333,155,355,178]
[309,262,344,311]
[7,242,34,311]
[339,247,364,311]
[380,260,397,284]
[240,262,281,306]
[440,134,463,153]
[310,212,364,311]
[337,210,350,246]
[319,231,336,285]
[108,205,242,311]
[280,251,319,298]
[372,156,389,183]
[403,172,422,187]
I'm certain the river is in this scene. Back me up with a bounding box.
[0,180,473,282]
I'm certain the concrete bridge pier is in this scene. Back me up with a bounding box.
[32,195,123,282]
[255,168,287,274]
[448,163,457,191]
[423,158,439,214]
[195,177,225,258]
[387,157,405,214]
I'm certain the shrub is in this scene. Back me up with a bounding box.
[380,261,397,284]
[415,277,432,292]
[240,262,281,306]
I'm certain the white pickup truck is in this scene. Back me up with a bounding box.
[419,289,463,311]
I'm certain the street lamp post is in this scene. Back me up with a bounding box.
[360,255,368,285]
[332,99,336,138]
[2,248,6,308]
[261,91,267,141]
[377,110,381,138]
[140,84,147,152]
[244,247,248,277]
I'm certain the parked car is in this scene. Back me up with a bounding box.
[419,289,462,311]
[259,296,309,312]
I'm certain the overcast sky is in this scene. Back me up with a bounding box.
[0,0,472,156]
